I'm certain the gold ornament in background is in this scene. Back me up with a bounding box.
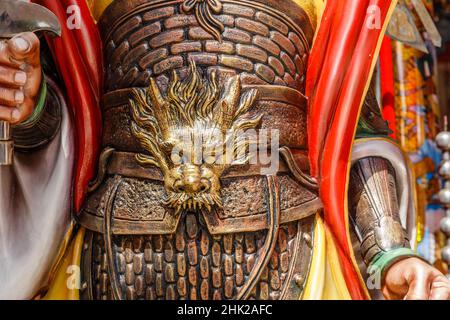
[387,1,428,53]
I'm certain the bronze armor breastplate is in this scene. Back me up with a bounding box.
[78,0,321,300]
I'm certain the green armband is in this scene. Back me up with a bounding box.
[369,248,424,280]
[20,75,47,127]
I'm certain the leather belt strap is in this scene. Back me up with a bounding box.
[237,174,281,300]
[102,85,307,110]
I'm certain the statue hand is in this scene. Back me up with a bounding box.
[0,32,42,124]
[383,257,450,300]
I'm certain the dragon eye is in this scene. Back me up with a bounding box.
[171,153,182,165]
[171,150,190,165]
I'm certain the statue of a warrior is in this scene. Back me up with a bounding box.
[0,0,449,300]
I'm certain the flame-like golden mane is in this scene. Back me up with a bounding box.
[129,61,262,213]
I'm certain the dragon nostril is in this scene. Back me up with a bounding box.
[200,179,211,193]
[174,180,185,193]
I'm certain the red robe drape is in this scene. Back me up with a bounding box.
[307,0,398,299]
[32,0,103,213]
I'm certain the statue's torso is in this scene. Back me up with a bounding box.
[78,0,322,300]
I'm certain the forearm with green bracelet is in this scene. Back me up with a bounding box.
[19,74,48,127]
[369,248,429,282]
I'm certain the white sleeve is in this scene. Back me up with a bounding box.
[0,79,74,299]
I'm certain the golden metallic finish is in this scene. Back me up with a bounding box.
[181,0,224,41]
[86,0,113,21]
[292,0,323,30]
[130,61,262,214]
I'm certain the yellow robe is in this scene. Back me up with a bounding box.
[43,0,351,300]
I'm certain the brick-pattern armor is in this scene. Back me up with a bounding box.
[100,0,312,92]
[76,0,409,301]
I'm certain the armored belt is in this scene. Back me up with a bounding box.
[78,0,320,300]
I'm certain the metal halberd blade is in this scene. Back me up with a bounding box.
[0,0,61,38]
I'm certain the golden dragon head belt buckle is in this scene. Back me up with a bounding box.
[130,61,262,214]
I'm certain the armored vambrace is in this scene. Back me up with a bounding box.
[11,77,62,152]
[349,157,411,266]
